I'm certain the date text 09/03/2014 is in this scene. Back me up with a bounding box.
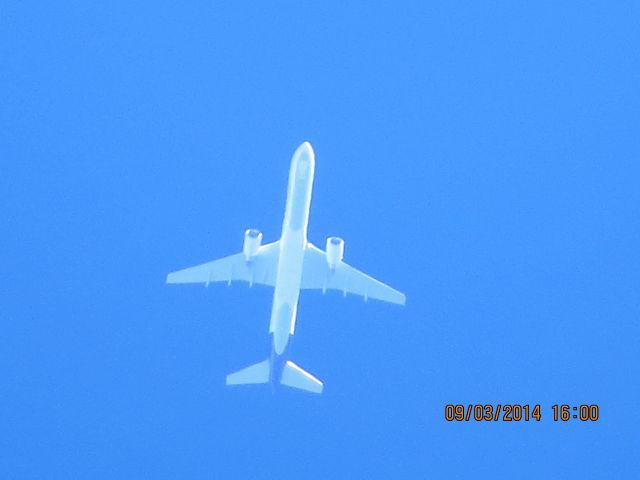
[445,404,600,422]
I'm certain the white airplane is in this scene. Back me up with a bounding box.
[167,142,405,393]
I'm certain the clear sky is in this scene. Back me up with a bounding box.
[2,1,639,478]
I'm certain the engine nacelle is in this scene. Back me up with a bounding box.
[326,236,344,269]
[243,229,262,261]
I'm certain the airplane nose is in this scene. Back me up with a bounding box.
[295,141,314,162]
[293,142,314,180]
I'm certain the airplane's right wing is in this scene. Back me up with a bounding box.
[300,243,406,305]
[166,241,280,287]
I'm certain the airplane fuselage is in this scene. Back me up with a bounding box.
[268,142,315,382]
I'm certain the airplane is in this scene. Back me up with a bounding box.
[166,142,405,393]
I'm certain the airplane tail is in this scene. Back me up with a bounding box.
[280,361,323,394]
[225,359,323,394]
[226,359,270,385]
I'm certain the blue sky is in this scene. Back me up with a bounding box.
[2,1,639,478]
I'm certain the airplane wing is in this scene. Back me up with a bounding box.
[300,243,406,305]
[166,241,280,287]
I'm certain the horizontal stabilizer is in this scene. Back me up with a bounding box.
[280,361,323,394]
[226,359,270,385]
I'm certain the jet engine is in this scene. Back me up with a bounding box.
[325,236,344,269]
[243,229,262,261]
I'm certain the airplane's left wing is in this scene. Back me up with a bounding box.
[301,243,406,305]
[166,241,280,287]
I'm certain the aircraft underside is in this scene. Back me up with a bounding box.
[167,142,405,393]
